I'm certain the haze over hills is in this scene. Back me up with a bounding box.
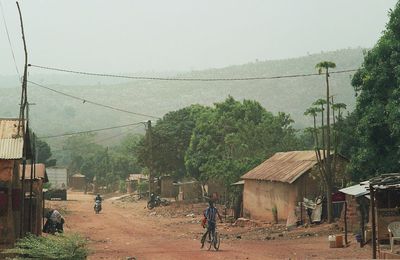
[0,48,364,148]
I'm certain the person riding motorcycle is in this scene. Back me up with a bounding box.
[200,200,222,248]
[94,194,102,212]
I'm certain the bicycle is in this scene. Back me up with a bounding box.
[207,227,220,251]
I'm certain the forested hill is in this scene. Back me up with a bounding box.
[0,48,364,143]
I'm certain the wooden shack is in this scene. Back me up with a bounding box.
[126,174,148,194]
[69,173,86,191]
[19,163,48,236]
[0,119,32,248]
[368,173,400,258]
[173,180,202,202]
[159,175,178,198]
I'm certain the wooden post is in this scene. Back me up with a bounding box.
[16,1,29,238]
[344,201,348,245]
[19,159,26,237]
[360,197,365,248]
[147,120,153,198]
[370,184,377,259]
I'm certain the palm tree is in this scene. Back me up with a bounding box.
[315,61,336,223]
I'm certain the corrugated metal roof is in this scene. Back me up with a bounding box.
[339,184,369,197]
[19,163,48,182]
[241,151,320,183]
[0,138,24,159]
[231,180,245,186]
[0,119,25,159]
[127,174,147,181]
[72,173,85,178]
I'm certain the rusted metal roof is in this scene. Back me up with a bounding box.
[241,151,321,183]
[0,119,25,159]
[19,163,48,182]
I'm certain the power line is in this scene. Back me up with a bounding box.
[39,121,145,139]
[0,0,20,80]
[28,80,161,119]
[49,125,142,153]
[96,125,141,143]
[28,64,358,82]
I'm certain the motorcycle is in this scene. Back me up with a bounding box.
[43,218,64,235]
[147,194,170,209]
[94,200,102,214]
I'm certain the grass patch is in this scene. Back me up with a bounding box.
[2,233,89,259]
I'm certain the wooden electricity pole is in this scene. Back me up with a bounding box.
[147,120,153,198]
[16,1,29,237]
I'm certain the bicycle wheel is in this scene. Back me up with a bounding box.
[207,232,213,251]
[213,231,220,250]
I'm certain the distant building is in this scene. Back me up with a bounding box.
[46,167,68,190]
[241,151,347,224]
[69,173,86,191]
[126,174,148,194]
[158,175,178,198]
[45,167,68,200]
[173,179,202,202]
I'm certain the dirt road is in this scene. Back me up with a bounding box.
[51,192,370,260]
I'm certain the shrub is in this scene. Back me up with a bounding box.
[3,233,89,259]
[119,179,127,193]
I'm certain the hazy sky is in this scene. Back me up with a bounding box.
[0,0,398,77]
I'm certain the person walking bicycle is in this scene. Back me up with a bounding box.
[201,200,222,249]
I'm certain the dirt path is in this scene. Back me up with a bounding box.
[50,192,371,260]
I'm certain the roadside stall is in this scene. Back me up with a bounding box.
[367,173,400,259]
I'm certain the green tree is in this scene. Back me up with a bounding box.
[35,138,56,166]
[349,2,400,181]
[185,96,300,190]
[306,82,348,223]
[110,134,142,181]
[136,105,209,179]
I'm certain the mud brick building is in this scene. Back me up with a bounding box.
[241,151,347,224]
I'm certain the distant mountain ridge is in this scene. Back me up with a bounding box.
[0,48,365,147]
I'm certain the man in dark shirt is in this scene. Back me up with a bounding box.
[201,200,222,248]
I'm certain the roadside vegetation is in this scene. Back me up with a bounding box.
[3,233,89,260]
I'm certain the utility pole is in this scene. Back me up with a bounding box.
[16,1,29,237]
[325,67,333,223]
[28,133,35,233]
[146,120,153,198]
[316,61,336,223]
[27,102,35,234]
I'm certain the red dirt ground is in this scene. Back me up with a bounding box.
[48,191,372,260]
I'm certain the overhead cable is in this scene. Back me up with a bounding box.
[49,124,142,152]
[0,0,20,79]
[28,64,357,82]
[28,81,161,119]
[39,122,145,139]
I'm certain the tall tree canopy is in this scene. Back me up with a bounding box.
[185,96,301,188]
[136,105,208,179]
[35,138,56,166]
[349,2,400,181]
